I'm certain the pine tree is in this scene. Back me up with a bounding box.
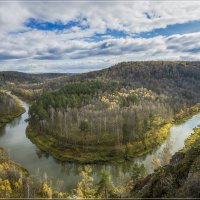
[96,169,114,198]
[131,163,146,183]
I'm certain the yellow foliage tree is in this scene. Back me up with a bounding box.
[42,182,53,199]
[75,166,96,198]
[0,178,12,198]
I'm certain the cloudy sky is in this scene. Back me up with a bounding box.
[1,1,200,73]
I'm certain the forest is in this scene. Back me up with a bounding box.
[1,61,200,198]
[0,90,144,198]
[27,61,200,162]
[27,80,173,161]
[35,61,200,107]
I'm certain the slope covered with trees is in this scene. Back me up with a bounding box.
[132,125,200,198]
[28,80,174,162]
[0,72,70,102]
[0,147,72,198]
[0,71,68,85]
[10,61,200,104]
[40,61,200,111]
[0,91,25,128]
[27,61,200,162]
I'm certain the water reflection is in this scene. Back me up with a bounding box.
[7,115,22,128]
[0,126,6,137]
[0,99,200,192]
[135,113,200,173]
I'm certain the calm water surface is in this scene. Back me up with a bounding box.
[0,100,200,191]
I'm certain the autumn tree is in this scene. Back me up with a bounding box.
[75,166,96,198]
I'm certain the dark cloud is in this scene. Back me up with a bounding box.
[0,52,26,60]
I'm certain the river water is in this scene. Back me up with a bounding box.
[0,100,200,192]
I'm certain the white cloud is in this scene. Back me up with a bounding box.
[1,30,200,73]
[0,1,200,72]
[1,1,200,35]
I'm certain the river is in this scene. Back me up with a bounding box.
[0,99,200,192]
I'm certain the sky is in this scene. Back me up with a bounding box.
[1,1,200,73]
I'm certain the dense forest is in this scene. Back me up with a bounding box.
[27,61,200,162]
[37,61,200,109]
[1,61,200,198]
[28,80,173,161]
[11,61,200,105]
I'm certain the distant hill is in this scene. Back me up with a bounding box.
[40,61,200,109]
[0,71,70,85]
[27,61,200,163]
[90,61,200,108]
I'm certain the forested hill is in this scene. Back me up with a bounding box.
[41,61,200,109]
[91,61,200,108]
[27,61,200,163]
[0,71,69,85]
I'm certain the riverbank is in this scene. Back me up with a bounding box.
[26,122,172,163]
[125,123,172,159]
[1,96,200,197]
[0,147,29,175]
[174,103,200,124]
[26,125,125,163]
[132,125,200,198]
[0,147,69,198]
[26,103,200,163]
[0,147,29,198]
[0,109,25,128]
[0,91,25,128]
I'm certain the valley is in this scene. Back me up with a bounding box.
[1,1,200,198]
[1,61,200,198]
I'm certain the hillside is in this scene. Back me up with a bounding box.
[27,61,200,162]
[132,125,200,198]
[36,61,200,110]
[0,71,69,87]
[10,61,200,106]
[2,61,200,198]
[0,71,71,101]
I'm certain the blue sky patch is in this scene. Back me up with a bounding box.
[88,29,129,42]
[137,20,200,38]
[25,18,89,31]
[25,17,200,41]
